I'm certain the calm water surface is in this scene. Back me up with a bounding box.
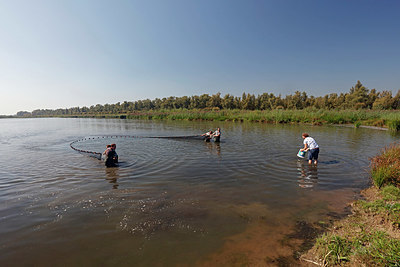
[0,118,397,266]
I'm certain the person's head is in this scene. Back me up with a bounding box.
[106,144,111,148]
[111,143,116,149]
[302,133,309,139]
[209,131,213,134]
[217,127,220,131]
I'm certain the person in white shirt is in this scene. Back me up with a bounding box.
[201,130,213,142]
[300,133,319,165]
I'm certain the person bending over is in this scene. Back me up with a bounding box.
[201,131,213,142]
[300,133,319,165]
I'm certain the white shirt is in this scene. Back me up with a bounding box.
[304,137,319,149]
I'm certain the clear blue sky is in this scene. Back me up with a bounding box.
[1,0,399,115]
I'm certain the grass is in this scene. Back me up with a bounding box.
[357,198,400,228]
[370,143,400,188]
[355,231,400,266]
[311,185,400,266]
[388,119,400,132]
[381,185,400,201]
[315,235,352,265]
[315,230,400,266]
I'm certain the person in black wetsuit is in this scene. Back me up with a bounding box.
[105,143,118,167]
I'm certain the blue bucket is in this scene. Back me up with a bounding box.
[297,149,306,158]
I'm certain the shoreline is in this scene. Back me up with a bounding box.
[300,186,400,266]
[3,111,399,133]
[299,143,400,266]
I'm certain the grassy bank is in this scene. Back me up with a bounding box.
[33,109,400,131]
[301,143,400,266]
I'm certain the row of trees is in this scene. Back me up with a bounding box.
[19,81,400,117]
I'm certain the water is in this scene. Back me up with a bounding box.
[0,118,396,266]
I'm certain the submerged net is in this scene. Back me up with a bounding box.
[70,135,204,158]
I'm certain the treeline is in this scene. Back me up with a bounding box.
[18,81,400,117]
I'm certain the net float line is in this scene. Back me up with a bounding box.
[69,135,203,157]
[69,135,143,157]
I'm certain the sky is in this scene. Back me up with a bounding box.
[0,0,399,115]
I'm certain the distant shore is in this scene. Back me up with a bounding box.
[8,109,400,132]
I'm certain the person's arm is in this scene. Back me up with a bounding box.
[300,142,308,152]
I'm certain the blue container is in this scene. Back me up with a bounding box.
[297,149,306,158]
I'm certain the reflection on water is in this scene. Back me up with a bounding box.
[297,161,318,189]
[0,118,397,266]
[105,167,120,189]
[204,141,221,157]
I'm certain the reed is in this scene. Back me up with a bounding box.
[50,109,400,131]
[118,109,400,130]
[370,143,400,188]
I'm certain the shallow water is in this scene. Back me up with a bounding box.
[0,118,396,266]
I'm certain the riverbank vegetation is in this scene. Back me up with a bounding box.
[301,143,400,266]
[371,144,400,188]
[14,81,400,130]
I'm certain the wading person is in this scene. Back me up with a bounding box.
[213,127,221,142]
[201,130,213,142]
[300,133,319,165]
[105,143,118,167]
[102,144,111,160]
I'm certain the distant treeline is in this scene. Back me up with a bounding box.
[17,81,400,117]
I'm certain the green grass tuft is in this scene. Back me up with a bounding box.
[315,231,400,266]
[370,143,400,187]
[381,185,400,201]
[316,235,352,265]
[356,231,400,266]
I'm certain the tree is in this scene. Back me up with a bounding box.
[222,94,235,109]
[346,81,369,109]
[373,91,393,110]
[208,93,222,109]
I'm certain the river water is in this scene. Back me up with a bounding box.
[0,118,397,266]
